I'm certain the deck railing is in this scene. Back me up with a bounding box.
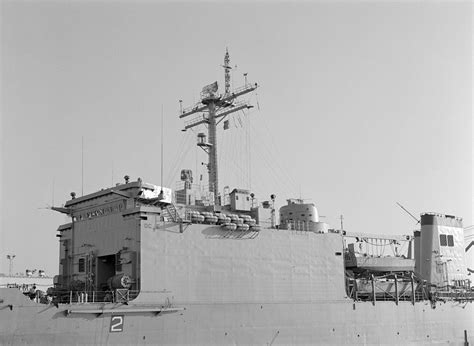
[347,275,474,305]
[56,289,140,304]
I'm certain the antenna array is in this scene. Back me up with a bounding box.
[178,50,258,206]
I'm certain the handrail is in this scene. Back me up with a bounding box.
[54,289,140,304]
[347,274,474,305]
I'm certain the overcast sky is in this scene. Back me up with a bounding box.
[1,1,472,275]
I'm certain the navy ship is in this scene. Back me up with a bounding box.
[1,51,473,345]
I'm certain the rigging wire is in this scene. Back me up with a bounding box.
[165,133,194,187]
[250,140,293,196]
[249,115,299,194]
[247,119,298,196]
[246,110,252,190]
[161,105,164,190]
[363,239,390,247]
[173,93,298,202]
[255,90,261,111]
[246,139,294,198]
[165,132,188,181]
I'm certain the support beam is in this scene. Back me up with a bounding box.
[344,231,412,242]
[111,190,133,199]
[394,274,399,305]
[215,104,252,120]
[371,274,376,306]
[179,104,208,119]
[66,306,185,316]
[220,83,258,103]
[51,206,71,215]
[207,101,219,205]
[184,119,208,131]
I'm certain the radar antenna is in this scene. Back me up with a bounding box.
[179,49,258,206]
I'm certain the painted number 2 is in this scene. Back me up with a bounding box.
[110,315,124,332]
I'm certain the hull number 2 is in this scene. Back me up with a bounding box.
[110,315,124,332]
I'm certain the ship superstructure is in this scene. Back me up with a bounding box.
[0,50,473,345]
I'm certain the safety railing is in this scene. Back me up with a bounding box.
[432,290,474,301]
[55,289,140,304]
[347,273,474,305]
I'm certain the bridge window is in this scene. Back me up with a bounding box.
[78,258,85,272]
[439,234,447,246]
[447,235,454,247]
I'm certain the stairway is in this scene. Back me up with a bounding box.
[163,203,182,223]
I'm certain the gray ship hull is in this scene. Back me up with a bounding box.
[1,222,473,345]
[1,288,473,345]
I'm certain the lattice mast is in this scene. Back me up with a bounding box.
[179,50,258,206]
[223,48,231,96]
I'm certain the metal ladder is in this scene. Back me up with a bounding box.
[164,203,182,223]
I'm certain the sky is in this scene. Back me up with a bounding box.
[1,1,472,276]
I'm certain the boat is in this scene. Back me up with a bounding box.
[1,50,473,345]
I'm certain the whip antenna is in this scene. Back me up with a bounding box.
[81,136,84,196]
[396,202,420,224]
[159,105,164,199]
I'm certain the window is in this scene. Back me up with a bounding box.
[440,234,447,246]
[447,235,454,247]
[301,214,305,217]
[246,197,250,201]
[289,212,293,215]
[78,258,85,272]
[236,195,239,200]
